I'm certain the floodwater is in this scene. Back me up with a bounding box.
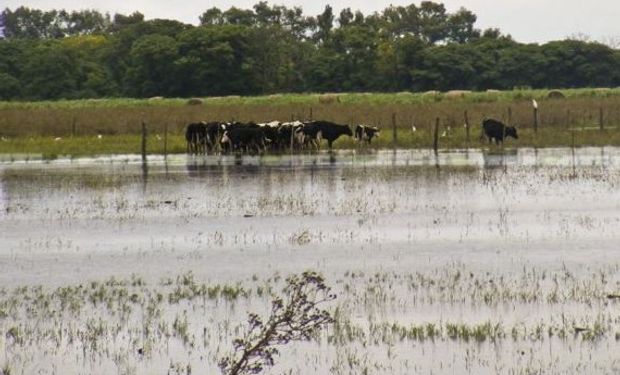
[1,148,620,374]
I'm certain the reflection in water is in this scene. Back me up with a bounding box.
[0,175,6,214]
[481,149,518,170]
[141,159,149,193]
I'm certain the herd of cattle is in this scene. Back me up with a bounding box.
[185,118,518,154]
[185,120,380,154]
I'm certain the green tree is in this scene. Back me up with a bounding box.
[200,8,224,26]
[222,7,256,26]
[21,41,81,99]
[446,8,479,43]
[315,5,334,44]
[175,25,256,96]
[0,72,20,99]
[417,1,449,44]
[124,34,179,97]
[376,35,426,90]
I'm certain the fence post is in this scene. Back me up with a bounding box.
[290,114,295,152]
[599,107,604,131]
[141,121,147,163]
[464,110,470,146]
[433,118,439,154]
[392,113,397,147]
[533,107,539,133]
[163,123,168,157]
[571,129,576,176]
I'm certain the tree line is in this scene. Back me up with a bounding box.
[1,2,619,101]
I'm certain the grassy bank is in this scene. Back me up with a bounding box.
[2,88,620,155]
[1,127,619,158]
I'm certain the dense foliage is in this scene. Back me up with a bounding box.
[1,2,619,100]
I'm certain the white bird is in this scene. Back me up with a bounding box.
[97,134,103,139]
[532,99,539,109]
[411,126,417,132]
[54,137,62,141]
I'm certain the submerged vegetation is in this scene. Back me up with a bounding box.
[1,265,620,374]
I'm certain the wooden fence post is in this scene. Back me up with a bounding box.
[534,107,539,133]
[464,110,470,146]
[290,114,295,152]
[141,121,147,163]
[433,118,439,154]
[163,123,168,157]
[392,113,397,147]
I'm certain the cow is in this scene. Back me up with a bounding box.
[204,122,224,153]
[354,125,380,145]
[276,121,305,151]
[304,121,353,150]
[185,122,208,154]
[221,125,269,154]
[300,122,322,150]
[481,119,518,145]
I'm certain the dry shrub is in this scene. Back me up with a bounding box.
[219,271,335,375]
[318,94,340,104]
[187,98,204,105]
[445,90,472,98]
[548,90,565,99]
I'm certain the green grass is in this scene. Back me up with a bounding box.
[0,135,185,157]
[1,87,619,110]
[1,127,619,157]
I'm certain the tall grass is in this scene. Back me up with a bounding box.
[2,88,620,154]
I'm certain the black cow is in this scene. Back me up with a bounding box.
[301,122,322,150]
[185,122,207,154]
[481,119,518,145]
[305,121,353,150]
[221,126,269,154]
[354,125,380,145]
[259,125,279,149]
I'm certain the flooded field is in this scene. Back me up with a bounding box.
[1,148,620,374]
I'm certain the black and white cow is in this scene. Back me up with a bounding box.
[481,119,518,145]
[204,122,224,153]
[354,125,380,145]
[276,121,305,151]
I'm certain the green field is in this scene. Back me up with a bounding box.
[2,88,620,156]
